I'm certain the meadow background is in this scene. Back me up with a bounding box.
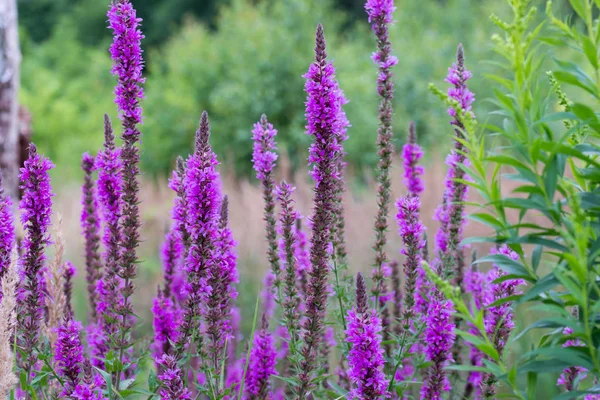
[17,0,581,396]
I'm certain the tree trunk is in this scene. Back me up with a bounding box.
[0,0,21,201]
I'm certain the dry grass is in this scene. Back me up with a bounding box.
[44,214,67,350]
[0,249,19,397]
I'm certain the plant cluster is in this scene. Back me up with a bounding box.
[2,0,600,399]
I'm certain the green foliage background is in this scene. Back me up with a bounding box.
[18,0,547,179]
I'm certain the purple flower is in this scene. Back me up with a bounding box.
[80,153,103,321]
[0,171,15,299]
[277,181,302,346]
[206,195,239,376]
[345,273,390,399]
[462,264,489,393]
[299,24,348,397]
[152,290,181,358]
[73,384,108,400]
[366,0,397,349]
[252,114,278,182]
[169,157,190,253]
[226,356,244,394]
[64,261,76,316]
[73,381,108,400]
[108,0,145,374]
[156,355,192,400]
[402,122,424,197]
[433,44,474,290]
[160,228,183,300]
[365,0,395,26]
[174,112,221,361]
[245,314,278,398]
[93,115,123,365]
[421,297,455,400]
[294,217,310,300]
[557,326,587,391]
[108,0,145,133]
[55,318,85,396]
[396,195,425,324]
[261,270,277,320]
[484,245,523,351]
[167,157,189,305]
[480,245,524,398]
[19,143,54,374]
[304,26,349,186]
[445,44,475,123]
[252,115,281,297]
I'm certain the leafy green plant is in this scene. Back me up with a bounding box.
[427,0,600,397]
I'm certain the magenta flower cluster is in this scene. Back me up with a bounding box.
[345,302,390,398]
[108,0,145,133]
[252,116,278,182]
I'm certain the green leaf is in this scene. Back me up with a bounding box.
[445,364,490,373]
[531,244,543,272]
[553,71,597,97]
[328,381,349,396]
[543,156,559,200]
[514,317,576,341]
[519,359,573,373]
[555,391,598,400]
[469,213,504,230]
[581,35,599,69]
[526,371,537,400]
[522,347,595,370]
[520,273,559,302]
[568,0,587,21]
[571,103,600,133]
[474,254,533,281]
[93,367,113,396]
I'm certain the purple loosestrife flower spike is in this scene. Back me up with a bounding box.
[277,181,302,348]
[94,115,123,364]
[160,228,182,300]
[73,360,108,400]
[174,112,221,362]
[245,313,278,399]
[206,195,239,382]
[156,355,192,400]
[433,45,474,371]
[64,261,76,316]
[251,115,281,295]
[108,0,145,376]
[366,0,398,349]
[480,245,524,398]
[298,24,349,397]
[434,44,474,286]
[396,195,425,327]
[0,171,15,298]
[402,122,424,197]
[80,153,103,321]
[18,143,54,378]
[421,296,455,400]
[389,260,402,335]
[170,156,190,254]
[152,288,181,359]
[294,218,310,300]
[55,317,85,396]
[463,260,488,398]
[345,273,390,399]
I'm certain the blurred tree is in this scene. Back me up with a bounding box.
[0,0,21,200]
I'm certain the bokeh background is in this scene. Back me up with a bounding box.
[17,0,579,395]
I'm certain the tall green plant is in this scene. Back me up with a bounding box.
[428,0,600,397]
